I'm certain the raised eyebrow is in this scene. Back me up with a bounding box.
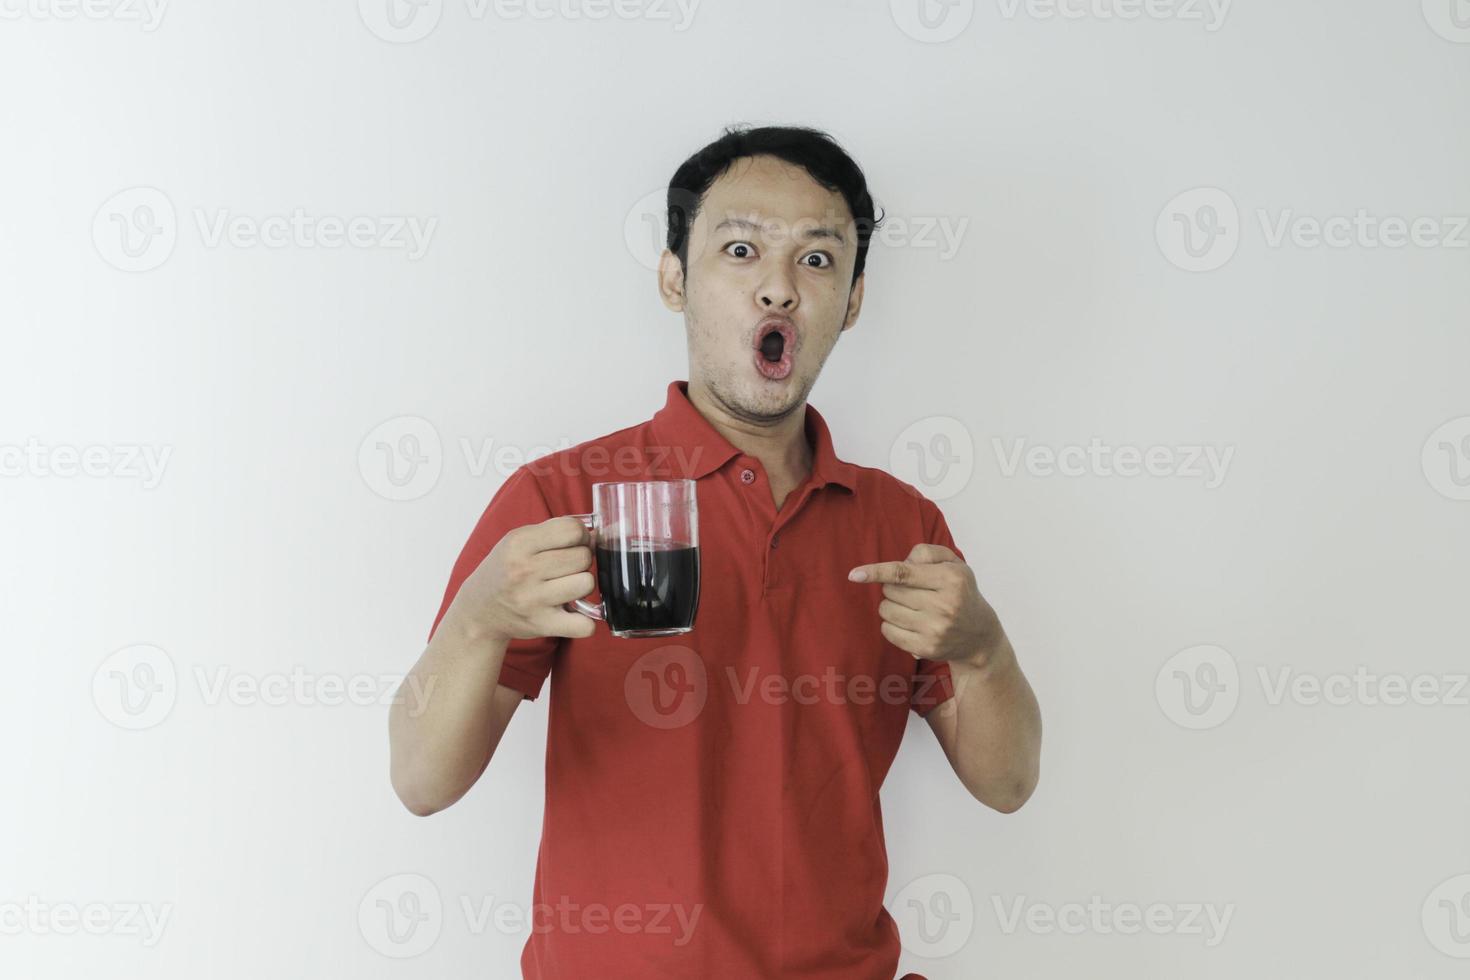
[713,217,846,246]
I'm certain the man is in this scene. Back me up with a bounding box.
[388,125,1042,979]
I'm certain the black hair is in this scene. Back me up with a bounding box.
[665,124,884,288]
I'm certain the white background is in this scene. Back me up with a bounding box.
[3,1,1469,977]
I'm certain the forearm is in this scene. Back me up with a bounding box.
[389,606,513,815]
[942,635,1042,812]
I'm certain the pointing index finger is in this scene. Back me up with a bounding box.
[847,560,942,588]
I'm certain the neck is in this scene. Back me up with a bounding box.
[684,378,814,483]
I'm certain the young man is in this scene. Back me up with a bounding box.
[389,125,1042,979]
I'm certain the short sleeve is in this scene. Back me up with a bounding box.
[427,465,560,701]
[910,500,966,717]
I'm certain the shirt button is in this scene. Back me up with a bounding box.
[740,468,755,484]
[771,535,779,549]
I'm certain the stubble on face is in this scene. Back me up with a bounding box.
[675,155,861,429]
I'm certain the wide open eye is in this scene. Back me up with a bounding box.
[723,241,755,259]
[802,252,833,269]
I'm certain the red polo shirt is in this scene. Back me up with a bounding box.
[429,379,963,979]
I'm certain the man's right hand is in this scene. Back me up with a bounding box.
[450,516,598,643]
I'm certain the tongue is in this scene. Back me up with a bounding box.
[759,332,785,362]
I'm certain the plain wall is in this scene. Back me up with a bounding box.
[3,1,1469,977]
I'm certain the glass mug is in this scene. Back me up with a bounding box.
[564,479,701,638]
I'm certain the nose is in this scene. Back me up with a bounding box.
[758,267,797,313]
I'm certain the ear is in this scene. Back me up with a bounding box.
[658,249,686,312]
[840,272,865,332]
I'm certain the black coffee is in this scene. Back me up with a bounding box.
[594,542,700,633]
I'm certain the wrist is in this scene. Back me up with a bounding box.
[953,631,1016,680]
[442,601,508,648]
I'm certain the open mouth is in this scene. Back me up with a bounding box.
[753,319,795,380]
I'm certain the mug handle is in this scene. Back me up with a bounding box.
[563,513,603,621]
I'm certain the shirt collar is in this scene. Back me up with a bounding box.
[650,380,858,493]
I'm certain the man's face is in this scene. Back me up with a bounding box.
[658,154,865,423]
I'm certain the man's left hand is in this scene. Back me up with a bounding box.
[847,544,1007,671]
